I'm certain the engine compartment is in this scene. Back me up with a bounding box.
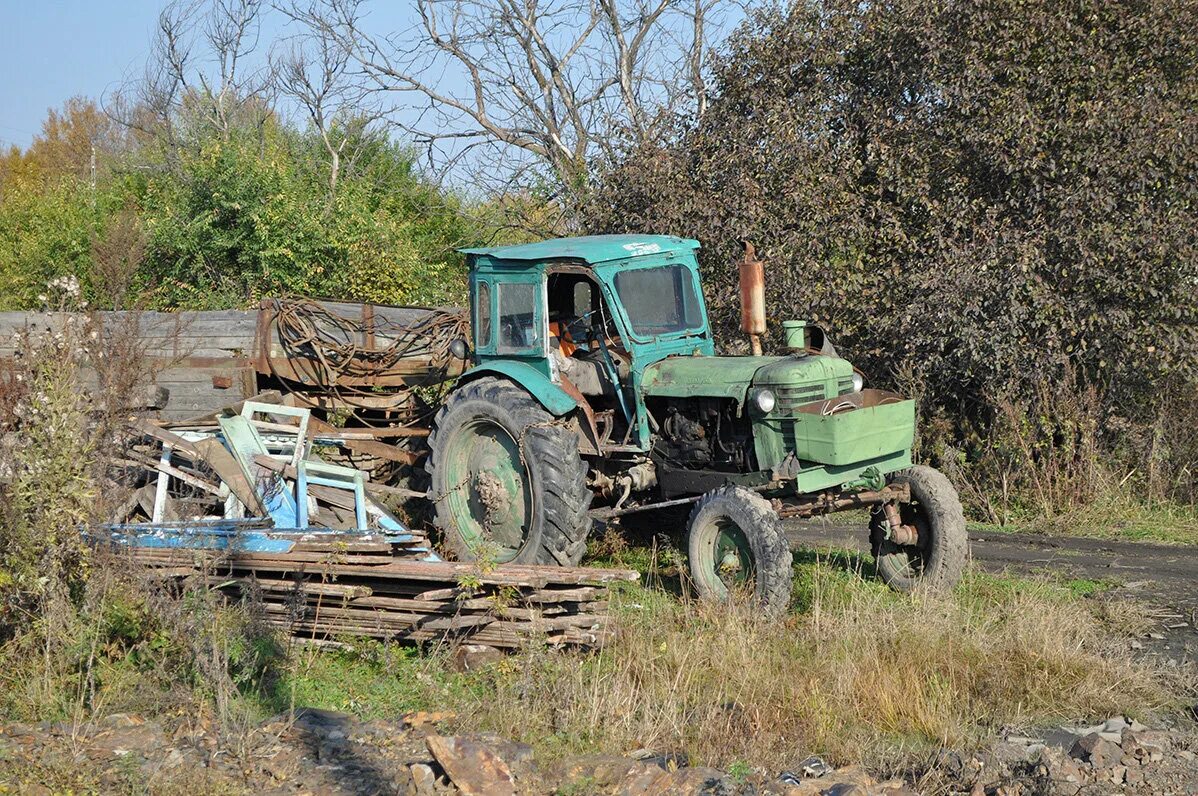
[647,397,755,473]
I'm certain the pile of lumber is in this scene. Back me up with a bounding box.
[123,542,638,649]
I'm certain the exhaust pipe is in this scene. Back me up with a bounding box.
[738,240,766,356]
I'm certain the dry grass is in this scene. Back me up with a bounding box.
[445,563,1174,773]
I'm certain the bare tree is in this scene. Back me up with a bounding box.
[286,0,725,208]
[106,0,275,162]
[272,33,380,194]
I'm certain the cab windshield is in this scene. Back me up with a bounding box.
[613,265,704,338]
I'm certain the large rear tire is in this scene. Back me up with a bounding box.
[869,465,967,592]
[685,486,793,616]
[426,377,592,566]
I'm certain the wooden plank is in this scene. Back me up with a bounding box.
[193,438,266,515]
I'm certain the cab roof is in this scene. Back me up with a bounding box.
[460,234,700,267]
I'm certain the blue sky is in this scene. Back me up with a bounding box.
[0,1,167,148]
[0,1,420,150]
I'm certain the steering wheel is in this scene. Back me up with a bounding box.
[563,309,601,342]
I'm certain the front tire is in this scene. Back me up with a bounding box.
[686,486,793,616]
[426,377,591,566]
[869,465,967,592]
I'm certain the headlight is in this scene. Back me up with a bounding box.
[752,388,776,413]
[851,372,864,392]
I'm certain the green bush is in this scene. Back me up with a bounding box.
[0,101,483,312]
[586,0,1198,509]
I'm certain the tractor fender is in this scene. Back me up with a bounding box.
[456,362,578,417]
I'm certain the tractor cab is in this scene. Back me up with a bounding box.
[461,235,714,449]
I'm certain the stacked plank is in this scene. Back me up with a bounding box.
[123,542,638,649]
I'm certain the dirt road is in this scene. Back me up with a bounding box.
[785,519,1198,664]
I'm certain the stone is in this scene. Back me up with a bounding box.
[410,762,438,796]
[450,644,504,672]
[426,734,515,796]
[1109,764,1127,784]
[90,720,166,758]
[560,754,648,787]
[403,711,457,731]
[1036,748,1083,796]
[783,765,877,796]
[615,764,673,794]
[630,766,728,795]
[1069,732,1121,768]
[782,783,824,796]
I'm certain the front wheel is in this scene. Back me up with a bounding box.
[869,465,967,592]
[686,486,793,616]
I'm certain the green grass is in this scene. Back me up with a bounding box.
[969,499,1198,545]
[257,643,482,721]
[0,549,1176,782]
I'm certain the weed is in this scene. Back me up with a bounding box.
[727,760,752,781]
[429,561,1172,774]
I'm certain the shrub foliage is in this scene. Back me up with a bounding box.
[586,0,1198,497]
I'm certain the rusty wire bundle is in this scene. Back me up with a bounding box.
[267,298,468,424]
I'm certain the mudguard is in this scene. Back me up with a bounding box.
[457,362,578,416]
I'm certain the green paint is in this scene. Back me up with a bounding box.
[714,521,755,587]
[641,355,780,400]
[462,234,699,266]
[458,234,919,500]
[460,362,578,416]
[443,415,531,562]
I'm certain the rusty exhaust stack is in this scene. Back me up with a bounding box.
[738,240,766,356]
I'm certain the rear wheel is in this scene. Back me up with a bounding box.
[426,377,591,566]
[869,465,967,592]
[686,486,792,616]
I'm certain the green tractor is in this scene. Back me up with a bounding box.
[426,235,966,611]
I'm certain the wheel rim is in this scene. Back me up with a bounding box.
[695,517,755,598]
[877,500,932,579]
[443,417,531,562]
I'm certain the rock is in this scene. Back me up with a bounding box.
[1069,732,1121,768]
[403,711,457,732]
[90,720,166,758]
[876,785,919,796]
[624,766,727,795]
[783,765,875,796]
[450,644,504,672]
[1035,748,1083,796]
[615,763,673,794]
[1120,729,1166,765]
[426,734,515,796]
[410,762,438,796]
[1108,764,1127,784]
[561,754,647,788]
[468,733,535,769]
[1177,750,1196,762]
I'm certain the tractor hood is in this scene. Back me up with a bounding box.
[640,354,854,404]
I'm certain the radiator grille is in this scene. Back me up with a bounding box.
[775,383,827,415]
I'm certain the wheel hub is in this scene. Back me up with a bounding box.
[712,522,754,589]
[445,418,531,560]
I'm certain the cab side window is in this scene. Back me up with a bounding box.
[475,281,492,349]
[497,282,540,353]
